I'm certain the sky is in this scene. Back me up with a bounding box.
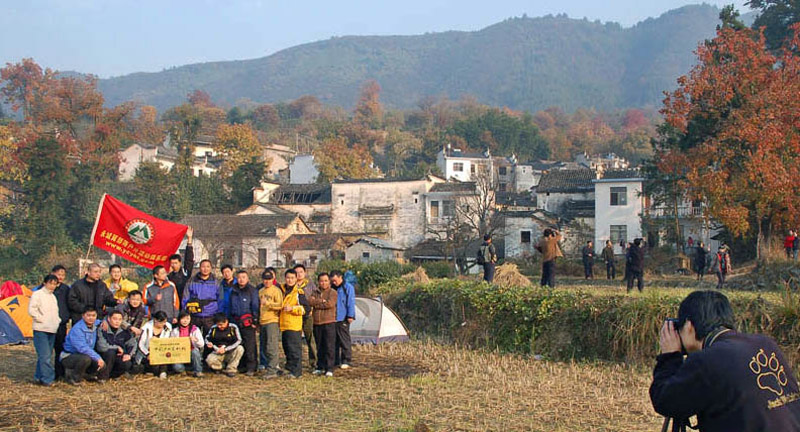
[0,0,751,78]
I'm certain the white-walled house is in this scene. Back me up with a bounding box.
[593,170,645,255]
[329,176,447,249]
[179,214,312,268]
[436,146,493,182]
[345,237,405,264]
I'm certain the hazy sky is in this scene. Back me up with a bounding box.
[1,0,750,78]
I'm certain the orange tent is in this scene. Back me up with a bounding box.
[0,295,32,338]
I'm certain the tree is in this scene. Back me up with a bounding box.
[187,89,214,108]
[21,135,73,258]
[747,0,800,51]
[354,80,383,128]
[129,161,176,220]
[251,104,280,131]
[656,25,800,260]
[228,159,267,209]
[214,123,262,176]
[313,137,379,182]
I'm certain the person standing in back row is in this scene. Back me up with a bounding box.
[478,234,498,283]
[331,270,356,369]
[28,275,61,386]
[601,240,616,280]
[168,226,194,301]
[582,241,595,280]
[626,238,645,293]
[536,229,563,288]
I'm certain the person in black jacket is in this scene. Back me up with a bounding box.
[626,238,645,293]
[168,226,194,301]
[650,290,800,431]
[694,242,708,281]
[67,263,117,324]
[581,241,594,280]
[229,270,260,376]
[50,265,71,379]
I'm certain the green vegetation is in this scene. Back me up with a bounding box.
[98,5,728,113]
[375,278,800,368]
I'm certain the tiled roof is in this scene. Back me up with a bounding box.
[272,184,331,204]
[332,177,422,184]
[180,214,300,237]
[496,192,536,207]
[281,234,346,251]
[430,182,477,193]
[352,236,404,251]
[536,169,595,193]
[598,169,643,180]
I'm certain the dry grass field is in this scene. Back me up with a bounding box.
[0,340,664,432]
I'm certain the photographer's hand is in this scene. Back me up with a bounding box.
[659,321,682,354]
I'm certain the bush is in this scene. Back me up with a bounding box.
[376,279,800,368]
[421,261,454,279]
[316,259,414,294]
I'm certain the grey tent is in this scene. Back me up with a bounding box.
[351,297,410,344]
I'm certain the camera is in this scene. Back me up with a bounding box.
[665,318,681,329]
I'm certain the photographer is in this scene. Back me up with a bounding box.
[536,228,563,288]
[650,291,800,431]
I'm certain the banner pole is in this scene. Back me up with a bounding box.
[86,193,108,260]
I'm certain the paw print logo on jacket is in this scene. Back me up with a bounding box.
[749,348,789,396]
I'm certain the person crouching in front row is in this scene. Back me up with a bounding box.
[135,311,172,379]
[205,313,244,377]
[171,311,205,377]
[96,310,136,382]
[60,306,104,385]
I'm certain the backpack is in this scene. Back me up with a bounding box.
[477,245,491,265]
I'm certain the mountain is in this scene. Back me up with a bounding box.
[97,5,739,113]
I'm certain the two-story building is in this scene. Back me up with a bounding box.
[593,169,645,254]
[436,146,493,183]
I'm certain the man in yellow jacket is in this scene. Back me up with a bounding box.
[258,270,283,377]
[280,269,306,378]
[105,264,138,302]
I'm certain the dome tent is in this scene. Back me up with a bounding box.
[350,296,409,344]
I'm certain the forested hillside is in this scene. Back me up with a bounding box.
[98,5,732,112]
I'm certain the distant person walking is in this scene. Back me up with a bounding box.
[478,234,498,283]
[694,241,708,281]
[582,241,595,280]
[793,231,799,261]
[785,230,796,260]
[536,228,563,288]
[601,240,616,280]
[711,245,732,289]
[626,238,645,293]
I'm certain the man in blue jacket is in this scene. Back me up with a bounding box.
[330,270,356,369]
[219,264,237,318]
[229,270,259,376]
[182,259,222,334]
[61,306,104,385]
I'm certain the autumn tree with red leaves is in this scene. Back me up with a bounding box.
[654,24,800,259]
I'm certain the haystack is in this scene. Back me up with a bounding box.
[493,263,532,287]
[402,266,431,284]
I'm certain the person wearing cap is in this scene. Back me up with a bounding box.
[478,234,498,283]
[711,245,732,290]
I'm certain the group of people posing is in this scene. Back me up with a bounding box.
[26,229,357,386]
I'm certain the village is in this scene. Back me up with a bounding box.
[118,135,717,273]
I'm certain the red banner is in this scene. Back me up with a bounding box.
[90,194,188,269]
